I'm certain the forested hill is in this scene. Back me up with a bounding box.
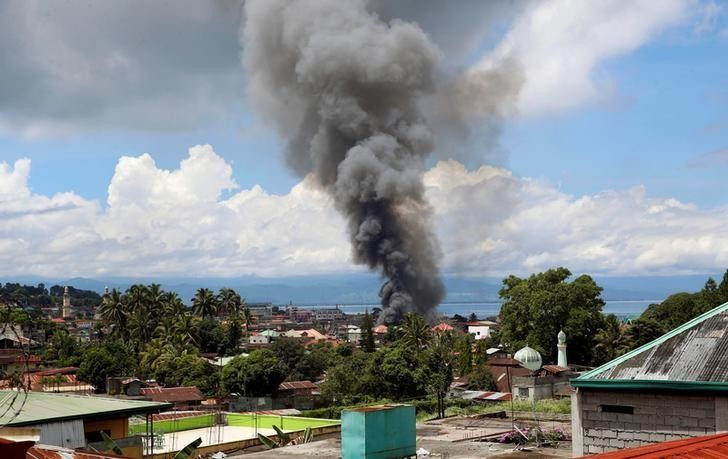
[0,282,102,311]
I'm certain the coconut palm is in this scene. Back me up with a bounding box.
[162,291,187,319]
[217,288,242,317]
[147,283,165,322]
[241,306,252,336]
[97,288,128,339]
[192,288,218,319]
[400,312,432,356]
[594,314,625,363]
[173,312,198,346]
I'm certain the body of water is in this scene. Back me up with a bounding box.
[299,300,659,318]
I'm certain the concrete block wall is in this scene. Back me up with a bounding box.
[574,390,719,455]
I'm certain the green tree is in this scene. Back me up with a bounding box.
[271,338,306,378]
[399,312,431,357]
[641,292,699,332]
[192,288,218,319]
[151,351,218,395]
[78,346,127,393]
[221,314,243,355]
[427,333,454,418]
[221,349,287,396]
[467,364,497,391]
[622,318,664,351]
[194,318,225,353]
[457,333,473,376]
[360,310,375,353]
[217,288,243,317]
[162,291,187,319]
[97,288,127,340]
[593,314,624,364]
[319,352,371,404]
[497,267,606,365]
[43,330,81,367]
[362,344,430,400]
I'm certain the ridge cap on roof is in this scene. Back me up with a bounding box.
[575,300,728,382]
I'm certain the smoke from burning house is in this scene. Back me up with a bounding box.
[242,0,521,324]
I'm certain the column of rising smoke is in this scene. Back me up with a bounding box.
[243,0,520,324]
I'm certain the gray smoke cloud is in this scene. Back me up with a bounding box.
[243,0,521,323]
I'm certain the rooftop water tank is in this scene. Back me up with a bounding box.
[341,404,416,459]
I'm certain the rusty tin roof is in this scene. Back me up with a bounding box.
[573,301,728,391]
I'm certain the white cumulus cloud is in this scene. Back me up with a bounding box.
[2,146,728,278]
[478,0,692,116]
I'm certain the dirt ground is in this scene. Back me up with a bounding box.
[231,416,573,458]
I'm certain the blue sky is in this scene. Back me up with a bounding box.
[0,0,727,278]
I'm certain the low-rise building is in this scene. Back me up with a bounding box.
[140,386,204,409]
[571,301,728,456]
[0,390,170,452]
[466,320,497,340]
[314,307,345,322]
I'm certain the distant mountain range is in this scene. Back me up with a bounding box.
[1,272,718,305]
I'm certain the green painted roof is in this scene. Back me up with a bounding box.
[572,301,728,391]
[0,390,172,426]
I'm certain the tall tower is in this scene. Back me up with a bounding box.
[557,329,568,368]
[62,286,73,319]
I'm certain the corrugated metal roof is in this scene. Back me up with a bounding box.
[473,391,512,401]
[27,444,131,459]
[140,386,204,403]
[277,381,318,391]
[574,301,728,388]
[0,391,171,426]
[582,432,728,458]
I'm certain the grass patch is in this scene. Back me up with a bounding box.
[129,414,215,436]
[226,413,340,431]
[415,398,571,422]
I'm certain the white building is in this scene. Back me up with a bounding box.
[467,321,497,340]
[314,307,345,321]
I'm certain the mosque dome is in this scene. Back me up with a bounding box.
[514,345,542,372]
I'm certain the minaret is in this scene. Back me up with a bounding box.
[62,286,73,319]
[557,329,568,368]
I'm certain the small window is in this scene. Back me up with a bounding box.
[600,404,634,414]
[517,387,529,398]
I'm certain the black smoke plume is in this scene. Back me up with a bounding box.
[243,0,521,323]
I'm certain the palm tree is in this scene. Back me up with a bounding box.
[241,306,252,337]
[594,314,624,363]
[217,288,242,317]
[126,284,150,317]
[173,313,198,346]
[192,288,218,319]
[129,308,156,352]
[162,291,186,319]
[400,312,432,356]
[147,283,165,322]
[97,289,127,340]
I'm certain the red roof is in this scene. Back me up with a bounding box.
[140,386,204,403]
[541,365,570,374]
[35,367,78,376]
[372,325,388,334]
[432,323,454,331]
[583,432,728,458]
[473,391,512,401]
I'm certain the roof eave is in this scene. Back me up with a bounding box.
[6,401,173,427]
[571,378,728,393]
